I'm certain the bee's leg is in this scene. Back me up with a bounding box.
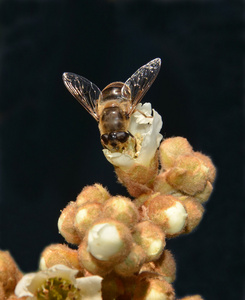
[135,109,153,118]
[127,131,138,153]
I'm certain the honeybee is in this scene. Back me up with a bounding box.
[62,58,161,152]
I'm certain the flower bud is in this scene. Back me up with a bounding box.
[133,221,166,262]
[153,172,177,195]
[194,152,216,184]
[0,251,23,297]
[58,202,81,245]
[114,244,146,277]
[182,198,204,233]
[195,181,213,203]
[76,183,110,207]
[78,238,113,276]
[159,137,193,170]
[140,250,176,283]
[133,272,175,300]
[166,155,209,196]
[145,195,187,236]
[74,202,102,238]
[102,196,139,228]
[39,244,82,272]
[115,154,159,197]
[87,219,133,264]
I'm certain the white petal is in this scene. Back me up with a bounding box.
[76,276,103,300]
[165,202,187,234]
[15,273,37,297]
[102,149,134,169]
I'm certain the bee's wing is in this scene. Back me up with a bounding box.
[122,58,161,116]
[62,72,101,121]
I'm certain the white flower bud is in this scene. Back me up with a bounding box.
[88,223,123,261]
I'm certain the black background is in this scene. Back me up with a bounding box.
[0,1,243,299]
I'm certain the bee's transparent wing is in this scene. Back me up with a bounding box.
[62,72,101,121]
[121,58,161,115]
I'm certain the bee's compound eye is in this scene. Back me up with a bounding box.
[101,134,109,145]
[116,132,129,143]
[108,132,117,141]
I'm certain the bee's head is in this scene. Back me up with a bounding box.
[101,131,130,152]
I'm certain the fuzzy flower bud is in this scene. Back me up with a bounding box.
[74,202,102,238]
[133,221,166,262]
[140,250,176,283]
[153,172,177,195]
[114,243,146,276]
[76,183,111,207]
[115,153,159,197]
[78,238,113,276]
[58,201,81,245]
[0,251,23,298]
[194,152,216,184]
[195,181,213,203]
[102,196,139,228]
[87,219,133,264]
[39,244,82,272]
[145,195,187,236]
[159,137,193,170]
[182,197,205,233]
[133,272,175,300]
[166,155,209,196]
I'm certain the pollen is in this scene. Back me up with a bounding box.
[36,277,80,300]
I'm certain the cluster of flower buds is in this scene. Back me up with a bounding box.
[50,136,215,299]
[55,183,175,299]
[4,105,216,300]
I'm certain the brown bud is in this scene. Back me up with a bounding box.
[145,195,187,237]
[39,244,82,272]
[78,237,113,276]
[58,201,81,245]
[159,137,193,170]
[133,221,166,262]
[115,153,159,197]
[195,181,213,203]
[102,196,139,228]
[140,249,176,283]
[76,183,111,207]
[114,244,146,277]
[166,155,209,196]
[133,272,175,300]
[194,152,216,183]
[182,198,205,233]
[0,251,23,298]
[153,172,177,195]
[74,202,102,238]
